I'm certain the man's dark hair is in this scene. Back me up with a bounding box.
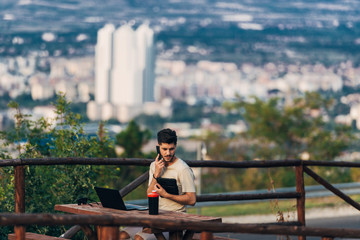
[157,128,177,145]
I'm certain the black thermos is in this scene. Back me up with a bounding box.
[148,190,159,215]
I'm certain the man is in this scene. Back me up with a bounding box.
[119,128,196,240]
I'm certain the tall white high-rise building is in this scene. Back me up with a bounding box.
[89,23,156,122]
[94,24,115,104]
[111,25,139,105]
[136,24,155,103]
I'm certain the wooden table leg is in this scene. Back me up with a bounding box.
[80,225,97,240]
[97,226,119,240]
[169,231,182,240]
[183,230,195,240]
[200,231,213,240]
[154,232,167,240]
[148,228,167,240]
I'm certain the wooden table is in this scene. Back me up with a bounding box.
[54,203,221,240]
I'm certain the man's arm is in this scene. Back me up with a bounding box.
[147,174,158,194]
[147,154,165,195]
[154,184,196,206]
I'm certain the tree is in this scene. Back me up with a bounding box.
[0,93,116,239]
[221,92,356,189]
[116,120,151,158]
[112,120,152,199]
[223,92,355,161]
[196,131,251,193]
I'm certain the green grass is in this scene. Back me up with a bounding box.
[188,200,296,217]
[188,194,360,217]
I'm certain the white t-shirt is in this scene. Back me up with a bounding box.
[149,158,196,212]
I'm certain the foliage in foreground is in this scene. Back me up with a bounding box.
[0,93,152,239]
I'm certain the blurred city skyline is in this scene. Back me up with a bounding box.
[1,0,360,65]
[2,0,360,139]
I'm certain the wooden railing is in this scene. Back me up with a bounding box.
[2,213,360,239]
[1,158,360,240]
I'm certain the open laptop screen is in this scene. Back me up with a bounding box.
[94,187,148,211]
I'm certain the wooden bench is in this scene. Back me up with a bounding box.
[8,232,69,240]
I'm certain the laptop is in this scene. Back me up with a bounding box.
[94,187,148,211]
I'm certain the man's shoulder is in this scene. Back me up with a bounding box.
[174,158,191,170]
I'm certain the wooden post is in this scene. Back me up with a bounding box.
[321,237,333,240]
[295,164,306,240]
[96,226,119,240]
[200,232,213,240]
[14,165,25,240]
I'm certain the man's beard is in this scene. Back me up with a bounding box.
[164,155,174,162]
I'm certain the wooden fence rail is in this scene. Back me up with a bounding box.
[196,192,300,202]
[1,213,360,239]
[2,158,360,240]
[304,166,360,211]
[0,158,302,168]
[3,157,360,168]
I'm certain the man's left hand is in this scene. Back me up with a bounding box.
[154,183,167,198]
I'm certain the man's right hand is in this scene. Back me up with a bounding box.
[154,154,165,178]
